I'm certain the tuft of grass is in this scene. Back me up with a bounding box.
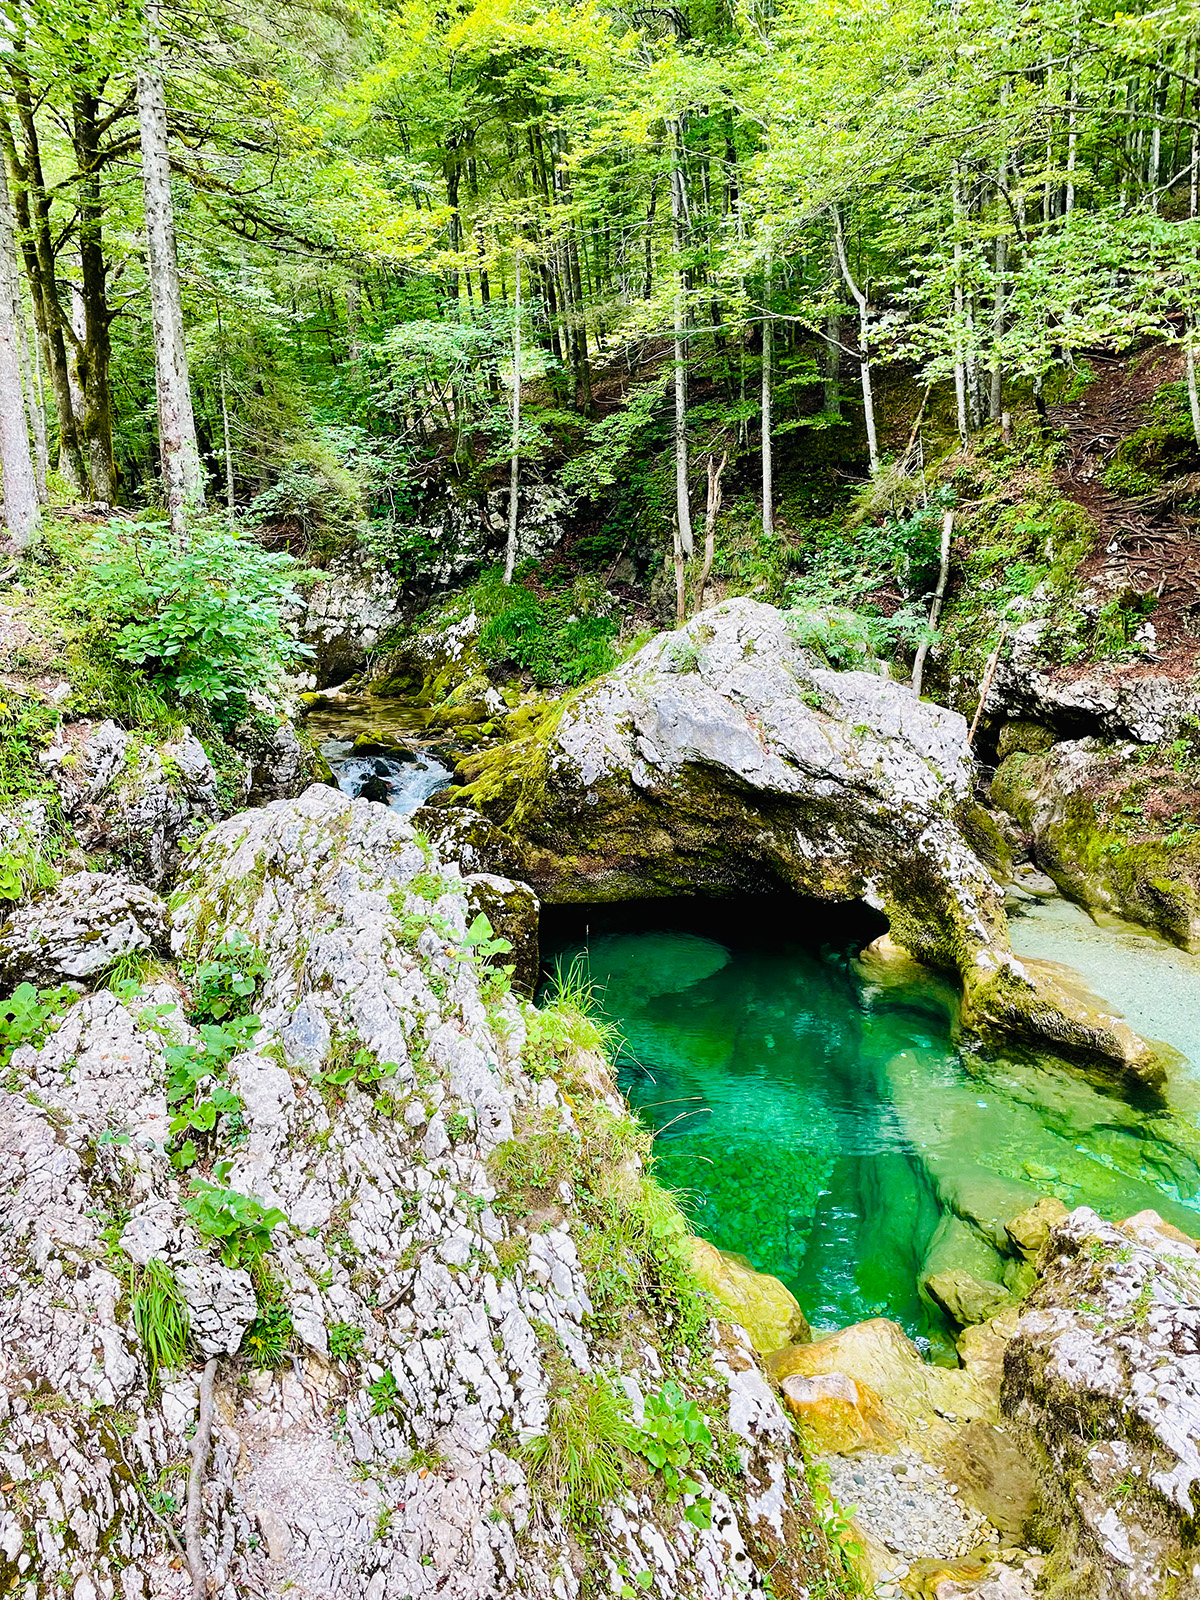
[131,1259,190,1378]
[520,1363,636,1522]
[243,1301,294,1368]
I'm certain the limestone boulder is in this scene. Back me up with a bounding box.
[778,1370,902,1453]
[925,1269,1014,1329]
[683,1235,811,1355]
[461,597,1166,1081]
[0,871,168,988]
[1002,1205,1200,1600]
[769,1317,994,1433]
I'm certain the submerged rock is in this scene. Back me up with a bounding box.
[1003,1205,1200,1600]
[460,598,1166,1082]
[924,1269,1013,1329]
[0,870,167,986]
[682,1235,811,1354]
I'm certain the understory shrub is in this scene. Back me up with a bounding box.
[75,514,310,704]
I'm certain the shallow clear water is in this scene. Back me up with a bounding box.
[304,698,452,817]
[545,901,1200,1359]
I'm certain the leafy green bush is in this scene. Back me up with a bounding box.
[243,1300,294,1368]
[77,515,310,705]
[131,1259,191,1378]
[478,585,619,688]
[166,1015,259,1169]
[190,931,269,1023]
[182,1164,286,1266]
[633,1381,714,1529]
[328,1322,366,1364]
[0,982,72,1070]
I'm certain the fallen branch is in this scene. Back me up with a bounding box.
[186,1358,218,1600]
[968,626,1010,747]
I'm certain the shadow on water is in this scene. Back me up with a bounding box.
[541,894,1200,1364]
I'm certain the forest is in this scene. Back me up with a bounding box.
[2,0,1199,648]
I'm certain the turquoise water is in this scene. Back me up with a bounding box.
[545,900,1200,1359]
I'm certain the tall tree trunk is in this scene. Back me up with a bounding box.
[14,283,45,500]
[670,122,693,557]
[137,1,204,535]
[761,234,773,541]
[952,167,970,444]
[832,205,878,471]
[0,159,39,546]
[2,99,88,494]
[73,90,117,502]
[504,254,522,585]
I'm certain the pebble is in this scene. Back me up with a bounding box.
[824,1444,992,1561]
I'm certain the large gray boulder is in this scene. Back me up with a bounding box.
[1003,1207,1200,1600]
[0,870,168,987]
[41,720,226,887]
[460,598,1166,1084]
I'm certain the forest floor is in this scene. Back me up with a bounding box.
[1048,345,1200,681]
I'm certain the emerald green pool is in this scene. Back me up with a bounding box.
[543,899,1200,1361]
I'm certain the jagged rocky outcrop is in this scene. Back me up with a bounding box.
[302,486,570,683]
[458,598,1167,1085]
[984,620,1200,745]
[41,720,224,888]
[0,786,841,1599]
[1002,1206,1200,1600]
[0,871,167,987]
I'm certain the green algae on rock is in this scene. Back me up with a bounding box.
[993,735,1200,951]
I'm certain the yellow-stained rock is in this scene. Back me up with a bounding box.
[925,1269,1013,1328]
[778,1370,902,1454]
[682,1236,810,1355]
[768,1317,994,1436]
[956,1306,1022,1395]
[1004,1197,1069,1261]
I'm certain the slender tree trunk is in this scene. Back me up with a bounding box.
[952,168,970,444]
[138,2,204,535]
[1187,320,1200,451]
[3,102,88,494]
[911,510,953,698]
[504,254,522,584]
[73,90,117,502]
[832,205,878,471]
[693,451,726,616]
[761,234,773,541]
[1066,21,1079,213]
[824,252,842,418]
[670,122,693,556]
[14,287,45,501]
[0,158,39,545]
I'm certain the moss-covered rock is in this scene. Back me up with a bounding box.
[682,1235,811,1355]
[992,736,1200,949]
[461,598,1164,1079]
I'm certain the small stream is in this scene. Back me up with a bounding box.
[305,695,453,815]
